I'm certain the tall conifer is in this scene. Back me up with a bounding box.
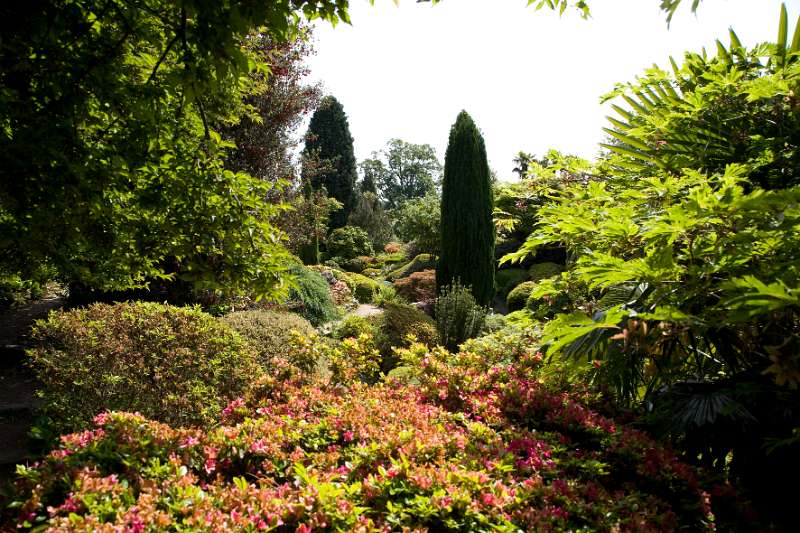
[437,111,495,306]
[302,96,357,229]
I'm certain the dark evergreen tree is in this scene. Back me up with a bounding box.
[360,172,377,195]
[437,111,495,306]
[301,96,357,229]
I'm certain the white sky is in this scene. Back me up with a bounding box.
[306,0,797,180]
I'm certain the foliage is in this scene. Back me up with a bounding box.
[28,302,260,433]
[280,174,342,264]
[438,111,495,306]
[326,226,374,261]
[331,314,376,341]
[372,302,438,371]
[393,269,437,303]
[347,273,382,304]
[495,268,530,299]
[435,281,487,351]
[384,242,403,254]
[481,313,509,334]
[348,191,393,249]
[529,262,565,282]
[286,263,339,326]
[526,278,572,320]
[386,253,437,282]
[302,95,358,229]
[360,138,441,209]
[507,281,538,312]
[391,194,442,256]
[221,310,316,371]
[0,0,358,297]
[600,6,800,189]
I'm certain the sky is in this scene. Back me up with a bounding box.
[305,0,797,180]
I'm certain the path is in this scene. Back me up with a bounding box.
[352,303,383,318]
[0,291,64,486]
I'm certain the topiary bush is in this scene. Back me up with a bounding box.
[435,280,487,351]
[393,269,436,302]
[506,280,537,312]
[287,263,340,326]
[28,302,261,433]
[494,268,530,298]
[528,261,564,282]
[221,310,316,372]
[326,226,374,260]
[385,253,436,281]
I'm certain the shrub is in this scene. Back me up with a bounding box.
[326,226,373,260]
[287,263,339,326]
[507,280,537,311]
[528,261,564,282]
[338,272,381,304]
[391,195,441,255]
[385,253,436,281]
[361,267,382,278]
[481,312,508,334]
[383,241,402,253]
[221,310,316,371]
[372,302,437,371]
[494,268,530,298]
[435,281,487,351]
[331,314,376,340]
[393,269,436,302]
[526,283,570,320]
[28,302,260,433]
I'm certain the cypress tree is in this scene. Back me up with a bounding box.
[437,111,495,306]
[302,95,357,229]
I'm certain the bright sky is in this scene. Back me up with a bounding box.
[306,0,797,180]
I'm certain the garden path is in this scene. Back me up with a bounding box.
[0,291,64,486]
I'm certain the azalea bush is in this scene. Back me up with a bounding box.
[28,302,261,434]
[221,310,316,372]
[7,337,740,531]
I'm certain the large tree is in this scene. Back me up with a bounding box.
[361,139,441,210]
[0,1,349,299]
[437,111,495,306]
[302,96,358,229]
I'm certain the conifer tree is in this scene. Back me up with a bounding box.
[302,96,357,229]
[437,111,495,306]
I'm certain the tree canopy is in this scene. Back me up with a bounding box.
[361,139,441,210]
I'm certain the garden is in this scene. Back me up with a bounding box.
[0,0,798,531]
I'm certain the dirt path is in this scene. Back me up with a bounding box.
[0,292,64,486]
[352,303,383,318]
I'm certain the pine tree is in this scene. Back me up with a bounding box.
[302,96,357,229]
[437,111,495,306]
[360,172,377,195]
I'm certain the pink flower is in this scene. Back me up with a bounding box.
[93,412,110,426]
[180,436,200,448]
[296,524,311,533]
[481,493,497,506]
[204,457,216,474]
[250,438,268,454]
[343,430,354,442]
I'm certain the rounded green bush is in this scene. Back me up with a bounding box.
[494,268,530,298]
[506,281,537,312]
[339,272,381,304]
[28,302,261,433]
[528,262,564,282]
[221,310,316,371]
[331,315,376,340]
[327,226,374,260]
[385,253,436,281]
[288,263,340,326]
[372,302,437,371]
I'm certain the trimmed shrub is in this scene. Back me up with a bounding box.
[494,268,530,298]
[326,226,373,260]
[338,272,381,304]
[331,315,376,340]
[385,253,436,281]
[435,281,487,351]
[361,267,382,278]
[287,263,339,326]
[393,269,436,302]
[372,302,437,371]
[528,261,564,282]
[507,280,537,312]
[221,310,316,371]
[28,302,260,432]
[438,111,495,306]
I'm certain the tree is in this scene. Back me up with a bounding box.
[302,96,358,230]
[360,172,378,195]
[0,0,350,299]
[360,139,441,210]
[348,192,393,249]
[437,111,495,306]
[392,195,441,256]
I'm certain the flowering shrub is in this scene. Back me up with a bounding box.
[28,302,261,433]
[8,356,723,532]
